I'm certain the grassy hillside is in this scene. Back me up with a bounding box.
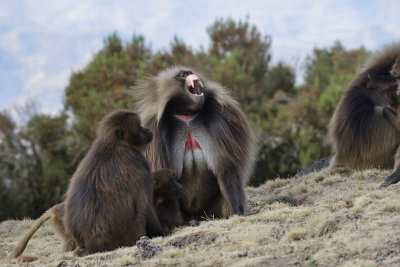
[1,168,400,266]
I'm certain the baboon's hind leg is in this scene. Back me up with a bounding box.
[380,145,400,187]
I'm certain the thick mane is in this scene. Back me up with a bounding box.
[132,66,257,183]
[131,66,240,125]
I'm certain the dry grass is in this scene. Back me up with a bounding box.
[1,168,400,266]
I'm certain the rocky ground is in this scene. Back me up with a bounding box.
[1,167,400,266]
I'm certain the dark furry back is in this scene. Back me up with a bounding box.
[64,110,162,254]
[65,139,153,252]
[330,43,400,169]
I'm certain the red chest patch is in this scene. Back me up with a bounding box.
[185,130,201,152]
[174,114,202,152]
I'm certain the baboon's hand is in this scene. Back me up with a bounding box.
[380,173,400,188]
[232,205,244,216]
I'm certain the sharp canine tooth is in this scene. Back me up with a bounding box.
[191,80,194,88]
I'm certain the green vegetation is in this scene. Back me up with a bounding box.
[0,18,369,220]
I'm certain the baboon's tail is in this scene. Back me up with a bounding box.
[9,209,52,258]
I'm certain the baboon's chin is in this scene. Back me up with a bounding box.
[166,96,205,116]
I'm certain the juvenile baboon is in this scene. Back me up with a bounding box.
[152,169,184,235]
[10,170,182,259]
[133,67,258,219]
[9,203,75,260]
[63,110,164,256]
[329,43,400,187]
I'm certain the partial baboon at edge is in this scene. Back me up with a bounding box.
[9,203,74,260]
[63,110,163,256]
[133,67,258,219]
[329,43,400,187]
[152,169,184,234]
[381,57,400,132]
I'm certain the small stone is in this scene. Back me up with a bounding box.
[237,251,248,258]
[189,219,199,227]
[136,236,162,259]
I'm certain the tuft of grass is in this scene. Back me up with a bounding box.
[384,201,400,212]
[313,174,324,183]
[266,178,289,191]
[352,196,371,212]
[298,186,308,194]
[119,256,134,266]
[161,248,185,259]
[286,228,306,241]
[351,172,364,180]
[57,254,72,261]
[323,174,342,185]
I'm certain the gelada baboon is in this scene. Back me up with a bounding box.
[133,67,257,219]
[152,169,184,234]
[10,203,74,260]
[63,110,163,256]
[10,170,182,259]
[329,43,400,187]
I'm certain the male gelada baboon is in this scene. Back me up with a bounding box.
[10,203,75,260]
[133,67,257,219]
[329,43,400,187]
[152,169,184,234]
[63,110,164,256]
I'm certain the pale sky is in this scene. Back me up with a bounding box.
[1,0,400,117]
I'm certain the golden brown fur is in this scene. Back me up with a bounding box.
[133,67,257,219]
[329,43,400,187]
[63,110,164,256]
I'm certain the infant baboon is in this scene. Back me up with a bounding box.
[10,203,74,260]
[64,109,164,256]
[151,169,184,235]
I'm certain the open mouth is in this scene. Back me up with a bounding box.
[186,74,204,96]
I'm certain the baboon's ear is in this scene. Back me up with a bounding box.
[116,128,124,139]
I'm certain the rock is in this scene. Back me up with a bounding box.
[136,236,162,259]
[295,156,333,177]
[189,219,199,227]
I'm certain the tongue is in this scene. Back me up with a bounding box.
[185,130,201,152]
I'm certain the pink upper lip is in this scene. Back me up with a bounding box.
[185,74,203,95]
[186,74,200,87]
